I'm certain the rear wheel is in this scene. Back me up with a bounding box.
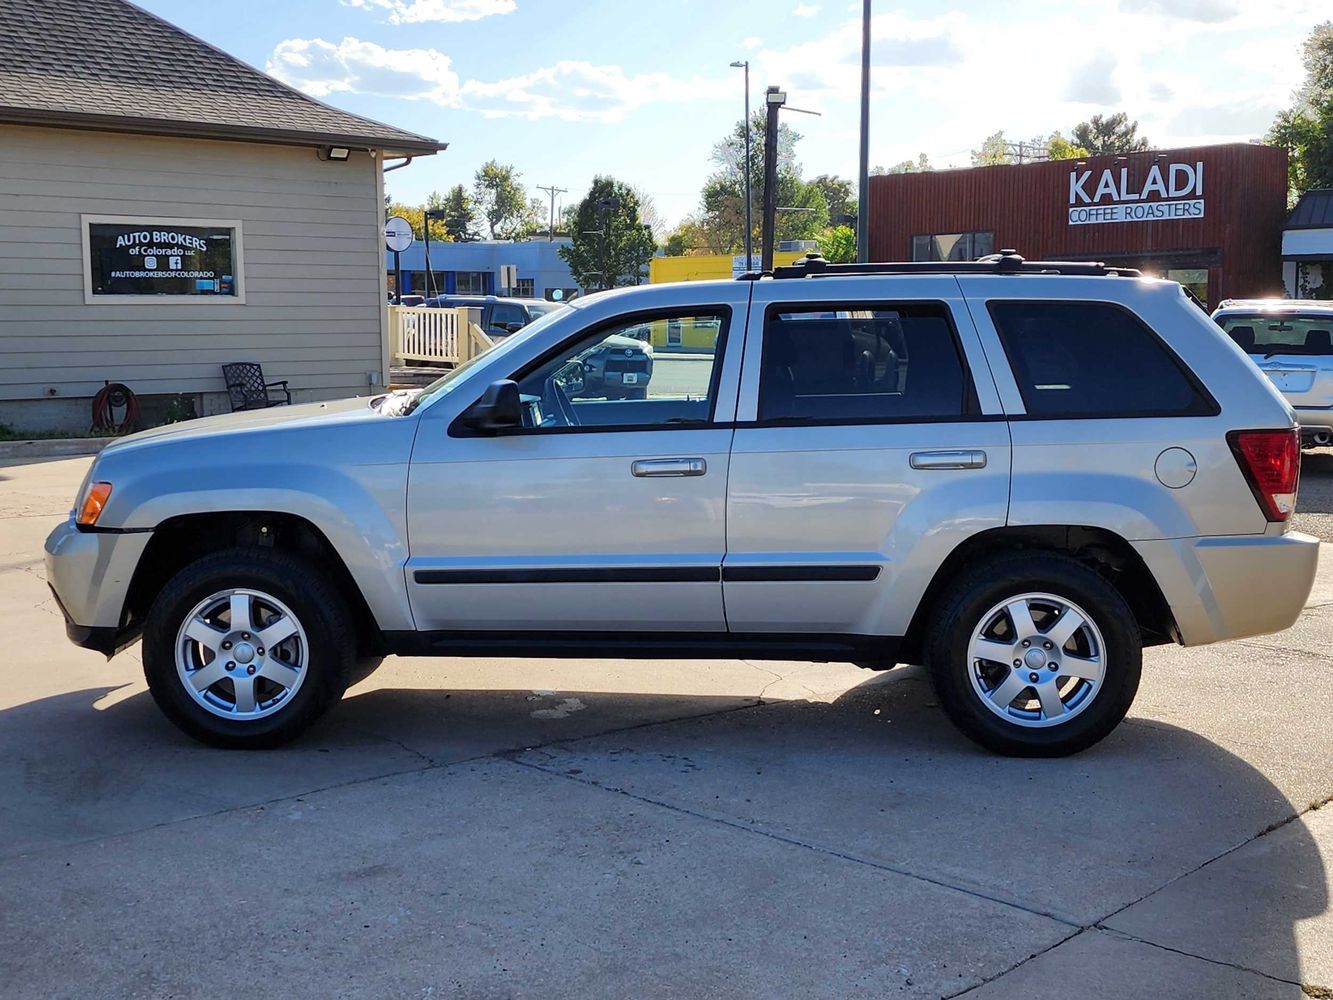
[142,548,356,749]
[925,552,1141,757]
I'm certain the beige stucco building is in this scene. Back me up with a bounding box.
[0,0,444,431]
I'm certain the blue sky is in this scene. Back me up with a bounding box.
[138,0,1325,229]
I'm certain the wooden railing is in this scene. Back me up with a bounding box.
[388,305,493,365]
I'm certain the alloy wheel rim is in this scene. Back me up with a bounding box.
[174,588,309,721]
[966,591,1107,729]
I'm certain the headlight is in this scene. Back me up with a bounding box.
[77,482,113,526]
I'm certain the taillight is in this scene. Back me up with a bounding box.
[1227,429,1299,522]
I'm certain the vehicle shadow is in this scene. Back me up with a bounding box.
[0,668,1325,994]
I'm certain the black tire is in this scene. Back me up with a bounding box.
[925,552,1142,757]
[142,547,356,749]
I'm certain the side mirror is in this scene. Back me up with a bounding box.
[461,379,522,431]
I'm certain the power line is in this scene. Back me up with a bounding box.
[536,184,567,242]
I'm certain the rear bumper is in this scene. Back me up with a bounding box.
[1134,531,1319,646]
[1293,408,1333,441]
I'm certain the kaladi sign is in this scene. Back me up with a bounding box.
[1067,161,1204,226]
[87,221,238,296]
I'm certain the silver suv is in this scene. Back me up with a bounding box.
[1212,298,1333,447]
[46,254,1318,756]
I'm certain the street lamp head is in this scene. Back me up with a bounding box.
[729,60,747,68]
[765,87,787,106]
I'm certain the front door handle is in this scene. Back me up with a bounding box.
[909,449,987,470]
[631,458,707,477]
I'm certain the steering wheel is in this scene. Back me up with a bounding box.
[542,374,579,427]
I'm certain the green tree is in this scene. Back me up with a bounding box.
[1046,131,1089,161]
[1071,113,1152,155]
[473,160,533,240]
[559,176,658,290]
[662,216,712,256]
[875,153,932,175]
[439,184,480,242]
[698,112,829,253]
[817,224,857,263]
[810,174,855,223]
[1269,21,1333,200]
[386,197,448,243]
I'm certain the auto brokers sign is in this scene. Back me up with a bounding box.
[1067,161,1204,226]
[84,216,240,298]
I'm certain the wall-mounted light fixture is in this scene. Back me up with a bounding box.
[317,146,351,161]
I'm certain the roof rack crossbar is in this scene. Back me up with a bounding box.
[759,250,1141,280]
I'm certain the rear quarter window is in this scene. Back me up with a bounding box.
[988,300,1217,418]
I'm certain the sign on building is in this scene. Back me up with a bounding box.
[83,215,242,299]
[1067,161,1205,226]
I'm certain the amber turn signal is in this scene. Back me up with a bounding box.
[77,482,113,526]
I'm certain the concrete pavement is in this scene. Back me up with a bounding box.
[2,455,1331,998]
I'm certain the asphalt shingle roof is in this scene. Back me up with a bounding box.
[0,0,444,154]
[1286,190,1333,230]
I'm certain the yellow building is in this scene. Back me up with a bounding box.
[649,251,810,284]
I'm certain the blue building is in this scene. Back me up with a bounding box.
[385,238,583,301]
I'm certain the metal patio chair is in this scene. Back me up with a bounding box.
[222,362,291,411]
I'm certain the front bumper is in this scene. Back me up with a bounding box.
[44,518,152,654]
[1134,531,1319,646]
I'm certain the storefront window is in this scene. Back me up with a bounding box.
[515,277,535,297]
[83,216,242,302]
[456,271,488,294]
[1296,262,1331,300]
[1166,268,1209,306]
[911,231,995,262]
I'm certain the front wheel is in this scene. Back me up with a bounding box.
[925,552,1142,757]
[142,548,356,749]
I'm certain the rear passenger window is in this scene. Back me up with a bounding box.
[758,303,972,423]
[989,301,1215,418]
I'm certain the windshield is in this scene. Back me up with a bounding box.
[1218,314,1333,357]
[528,302,565,319]
[405,304,578,413]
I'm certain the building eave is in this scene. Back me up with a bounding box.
[0,107,447,157]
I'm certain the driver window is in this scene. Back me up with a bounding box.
[514,311,728,431]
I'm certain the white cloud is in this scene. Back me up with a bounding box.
[342,0,514,24]
[1066,51,1121,104]
[743,36,762,50]
[793,3,820,16]
[461,60,724,123]
[266,37,461,103]
[1117,0,1239,22]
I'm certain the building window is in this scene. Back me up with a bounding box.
[456,271,488,294]
[515,277,535,297]
[1296,261,1331,300]
[1166,268,1209,306]
[911,231,995,262]
[546,287,579,302]
[82,215,243,303]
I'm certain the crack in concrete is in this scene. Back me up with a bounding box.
[506,754,1081,930]
[1093,925,1307,988]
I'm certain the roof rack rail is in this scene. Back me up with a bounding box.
[760,250,1141,280]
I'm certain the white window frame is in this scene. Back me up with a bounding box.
[81,214,246,305]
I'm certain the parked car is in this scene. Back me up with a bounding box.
[47,252,1316,756]
[395,294,426,307]
[423,295,565,339]
[1212,298,1333,447]
[573,332,654,399]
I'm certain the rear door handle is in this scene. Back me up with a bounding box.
[631,458,707,477]
[909,450,987,470]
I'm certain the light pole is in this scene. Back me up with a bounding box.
[856,0,871,262]
[423,208,446,300]
[729,60,753,269]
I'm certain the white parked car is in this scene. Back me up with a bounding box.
[47,253,1316,756]
[1212,298,1333,447]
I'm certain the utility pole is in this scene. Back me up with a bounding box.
[856,0,871,262]
[536,184,566,242]
[761,86,784,272]
[729,60,753,268]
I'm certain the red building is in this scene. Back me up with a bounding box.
[867,143,1288,307]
